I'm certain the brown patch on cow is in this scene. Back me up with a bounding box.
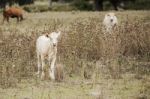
[55,63,64,82]
[3,7,24,23]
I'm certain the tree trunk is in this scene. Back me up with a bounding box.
[0,0,7,8]
[18,0,34,6]
[94,0,103,11]
[110,0,119,11]
[49,0,52,8]
[59,0,65,3]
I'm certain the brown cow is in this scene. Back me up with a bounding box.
[3,7,23,23]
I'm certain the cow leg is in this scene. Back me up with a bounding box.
[49,56,56,80]
[3,16,9,24]
[17,17,19,23]
[36,52,41,77]
[20,15,23,21]
[6,17,9,23]
[2,17,5,24]
[41,55,45,79]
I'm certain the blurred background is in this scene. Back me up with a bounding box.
[0,0,150,99]
[0,0,150,12]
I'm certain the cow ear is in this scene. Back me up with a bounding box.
[45,33,49,37]
[57,31,61,36]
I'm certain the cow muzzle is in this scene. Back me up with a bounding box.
[110,19,113,22]
[53,44,57,47]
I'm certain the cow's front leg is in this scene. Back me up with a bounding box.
[2,17,6,24]
[49,56,56,80]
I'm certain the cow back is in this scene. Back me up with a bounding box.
[4,7,23,17]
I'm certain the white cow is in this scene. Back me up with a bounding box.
[36,31,61,80]
[103,12,118,33]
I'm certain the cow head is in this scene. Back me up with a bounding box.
[49,31,61,47]
[104,12,118,26]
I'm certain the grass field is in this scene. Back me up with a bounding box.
[0,11,150,99]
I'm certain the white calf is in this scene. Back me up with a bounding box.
[103,12,118,33]
[36,31,61,80]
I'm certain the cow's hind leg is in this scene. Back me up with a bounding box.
[36,52,41,77]
[41,55,45,79]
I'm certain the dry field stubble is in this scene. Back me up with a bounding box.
[0,11,150,99]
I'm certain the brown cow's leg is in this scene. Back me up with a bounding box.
[2,16,8,24]
[2,17,5,24]
[20,15,23,21]
[6,17,9,23]
[17,17,19,23]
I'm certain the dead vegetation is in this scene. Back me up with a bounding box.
[0,11,149,99]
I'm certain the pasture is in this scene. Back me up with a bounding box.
[0,11,150,99]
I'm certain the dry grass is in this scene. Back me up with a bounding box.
[0,11,150,99]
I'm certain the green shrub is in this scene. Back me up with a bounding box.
[71,0,93,11]
[23,3,76,12]
[124,0,150,10]
[52,3,76,11]
[23,4,49,12]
